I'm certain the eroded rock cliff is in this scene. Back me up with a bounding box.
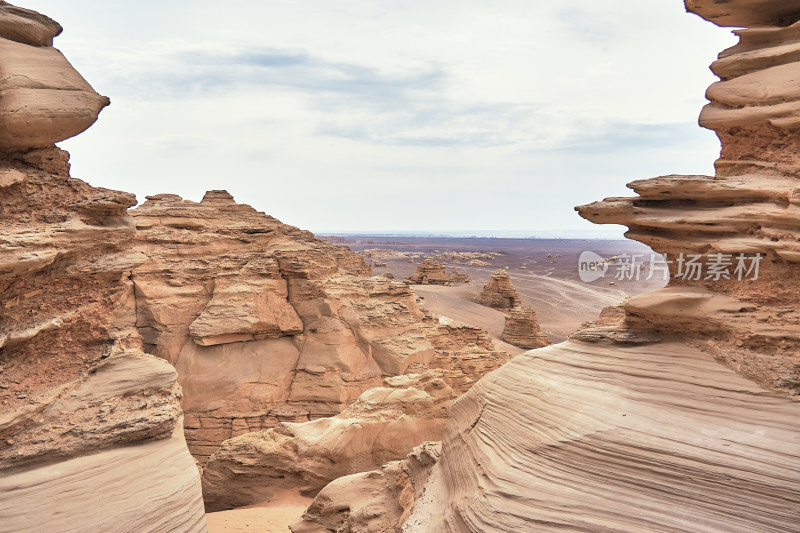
[0,2,109,150]
[198,311,509,510]
[406,259,450,285]
[403,341,800,532]
[0,4,206,531]
[202,372,453,511]
[292,442,441,533]
[576,0,800,394]
[129,193,510,468]
[397,2,800,531]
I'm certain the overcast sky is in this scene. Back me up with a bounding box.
[24,1,736,236]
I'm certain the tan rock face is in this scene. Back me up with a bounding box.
[198,314,509,511]
[0,112,205,533]
[405,342,800,532]
[500,306,549,349]
[201,373,453,512]
[291,442,441,533]
[684,0,800,28]
[0,3,109,151]
[188,258,303,346]
[422,316,511,395]
[406,258,452,285]
[404,258,472,285]
[0,1,61,46]
[130,192,507,468]
[576,4,800,394]
[478,268,520,309]
[0,150,170,468]
[0,4,206,531]
[0,152,207,528]
[448,267,471,284]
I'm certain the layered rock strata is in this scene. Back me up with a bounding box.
[448,268,471,284]
[406,258,470,285]
[575,0,800,394]
[291,442,441,533]
[0,2,109,150]
[202,373,452,511]
[130,194,508,465]
[500,306,549,349]
[200,315,508,510]
[478,268,520,309]
[0,160,205,533]
[0,4,206,531]
[403,342,800,532]
[398,2,800,531]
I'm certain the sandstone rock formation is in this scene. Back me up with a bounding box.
[291,442,441,533]
[0,2,109,150]
[403,341,800,532]
[0,4,206,531]
[202,373,453,511]
[200,315,508,510]
[129,193,509,467]
[576,1,800,394]
[397,2,800,531]
[500,306,549,349]
[406,258,451,285]
[405,259,472,286]
[448,267,471,284]
[684,0,800,28]
[478,268,520,309]
[432,252,498,264]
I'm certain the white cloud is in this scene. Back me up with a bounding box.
[22,0,736,234]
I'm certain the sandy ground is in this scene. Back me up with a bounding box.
[413,285,525,355]
[205,490,311,533]
[339,237,666,343]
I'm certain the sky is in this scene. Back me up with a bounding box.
[24,0,737,236]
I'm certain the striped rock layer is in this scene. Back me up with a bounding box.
[402,2,800,532]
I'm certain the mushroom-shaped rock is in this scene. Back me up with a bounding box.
[0,2,109,151]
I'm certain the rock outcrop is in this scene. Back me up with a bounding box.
[576,0,800,394]
[202,373,453,511]
[130,194,509,466]
[407,259,450,285]
[291,442,441,533]
[200,315,509,510]
[399,2,800,531]
[403,341,800,532]
[500,306,549,349]
[0,2,109,150]
[478,268,520,309]
[448,267,471,284]
[0,4,206,531]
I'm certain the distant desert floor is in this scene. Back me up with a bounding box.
[340,236,667,344]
